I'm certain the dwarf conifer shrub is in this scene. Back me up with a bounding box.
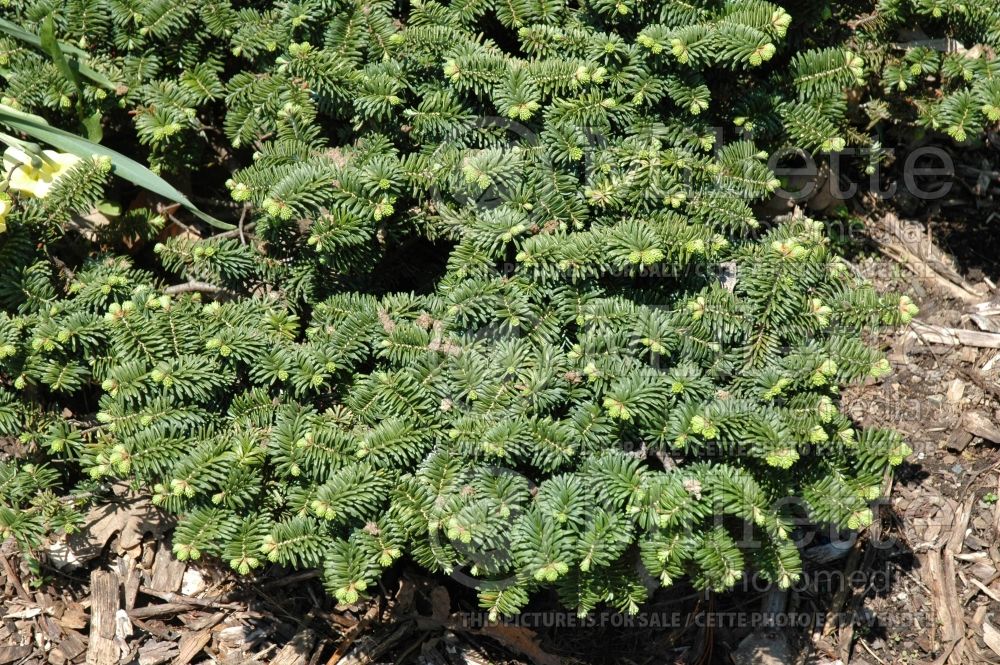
[2,0,985,617]
[853,1,1000,145]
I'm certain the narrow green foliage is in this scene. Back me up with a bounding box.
[0,0,945,618]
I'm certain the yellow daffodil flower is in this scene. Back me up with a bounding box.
[3,147,80,198]
[0,193,10,234]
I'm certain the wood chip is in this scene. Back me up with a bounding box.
[86,570,121,665]
[337,624,409,665]
[137,641,178,665]
[149,541,186,594]
[948,497,975,556]
[138,586,241,611]
[0,553,30,601]
[983,351,1000,373]
[962,411,1000,443]
[946,429,975,452]
[874,213,984,302]
[923,551,959,644]
[121,552,142,611]
[127,603,200,620]
[908,321,1000,348]
[959,367,1000,401]
[970,578,1000,603]
[3,607,42,620]
[171,629,211,665]
[946,378,966,403]
[217,623,264,662]
[49,632,86,665]
[971,313,1000,333]
[960,347,981,363]
[984,620,1000,658]
[271,628,317,665]
[58,602,87,631]
[0,645,32,664]
[185,611,225,632]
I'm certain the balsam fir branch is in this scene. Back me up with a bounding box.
[1,212,912,616]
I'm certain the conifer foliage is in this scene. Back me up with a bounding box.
[1,0,991,616]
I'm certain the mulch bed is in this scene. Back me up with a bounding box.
[829,210,1000,665]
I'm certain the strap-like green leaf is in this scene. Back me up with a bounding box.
[0,17,115,90]
[0,105,232,229]
[40,16,82,93]
[38,15,104,142]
